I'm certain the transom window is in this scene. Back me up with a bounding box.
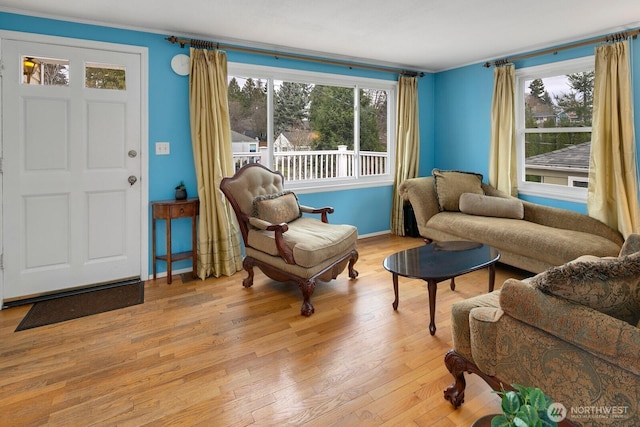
[515,56,594,202]
[21,56,69,86]
[227,63,396,191]
[21,56,126,90]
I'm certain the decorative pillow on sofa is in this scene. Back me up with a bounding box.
[432,169,484,212]
[619,233,640,256]
[459,193,524,219]
[252,191,301,225]
[530,252,640,325]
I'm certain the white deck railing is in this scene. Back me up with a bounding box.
[233,145,388,180]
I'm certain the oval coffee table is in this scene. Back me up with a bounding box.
[383,241,500,335]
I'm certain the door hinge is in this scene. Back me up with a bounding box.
[0,254,3,270]
[0,157,3,173]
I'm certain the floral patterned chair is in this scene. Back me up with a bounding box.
[444,234,640,427]
[220,163,359,316]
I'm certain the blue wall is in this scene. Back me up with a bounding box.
[433,37,640,211]
[3,12,638,276]
[433,65,494,178]
[1,12,435,276]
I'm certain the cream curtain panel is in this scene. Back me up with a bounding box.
[189,47,243,278]
[391,76,420,235]
[588,40,640,238]
[488,64,518,196]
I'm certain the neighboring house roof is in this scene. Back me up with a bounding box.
[274,133,293,150]
[531,106,555,119]
[526,95,556,121]
[525,141,590,171]
[231,130,258,143]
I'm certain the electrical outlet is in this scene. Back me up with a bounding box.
[155,142,170,155]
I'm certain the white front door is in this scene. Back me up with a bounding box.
[1,34,147,302]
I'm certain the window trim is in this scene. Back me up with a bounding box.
[227,62,397,193]
[515,56,594,203]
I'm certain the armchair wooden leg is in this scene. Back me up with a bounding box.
[348,250,359,279]
[242,257,255,288]
[444,349,469,408]
[299,278,316,316]
[444,349,510,409]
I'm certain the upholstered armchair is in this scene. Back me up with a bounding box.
[220,163,359,316]
[444,234,640,427]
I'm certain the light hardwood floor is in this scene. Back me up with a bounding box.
[0,234,529,426]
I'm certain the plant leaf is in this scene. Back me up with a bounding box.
[527,388,548,411]
[490,415,511,427]
[517,405,541,425]
[513,418,532,427]
[512,384,528,395]
[540,412,559,427]
[502,391,522,416]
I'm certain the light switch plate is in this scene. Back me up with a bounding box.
[155,142,170,155]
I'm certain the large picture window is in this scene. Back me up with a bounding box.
[515,56,594,202]
[227,63,396,191]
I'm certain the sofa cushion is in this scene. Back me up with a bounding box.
[432,169,484,212]
[247,217,357,268]
[459,193,524,219]
[530,252,640,325]
[620,233,640,256]
[253,191,301,224]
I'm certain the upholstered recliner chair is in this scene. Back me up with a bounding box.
[444,235,640,426]
[220,163,359,316]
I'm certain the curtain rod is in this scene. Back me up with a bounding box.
[483,29,640,67]
[165,35,425,77]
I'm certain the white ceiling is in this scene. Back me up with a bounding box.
[2,0,640,72]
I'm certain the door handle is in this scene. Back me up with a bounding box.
[128,175,138,186]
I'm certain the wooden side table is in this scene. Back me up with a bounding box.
[151,198,199,284]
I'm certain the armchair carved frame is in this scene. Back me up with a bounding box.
[220,163,359,316]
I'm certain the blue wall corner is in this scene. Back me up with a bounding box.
[417,72,436,177]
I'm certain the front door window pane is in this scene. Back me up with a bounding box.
[22,56,69,86]
[85,63,126,90]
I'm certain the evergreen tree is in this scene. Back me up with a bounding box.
[228,77,244,133]
[308,85,382,151]
[274,82,311,137]
[528,79,545,100]
[227,77,268,141]
[528,79,553,106]
[228,77,242,102]
[359,89,383,152]
[555,71,594,125]
[308,85,354,150]
[369,89,388,147]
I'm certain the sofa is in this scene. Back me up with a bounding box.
[444,235,640,426]
[399,170,624,273]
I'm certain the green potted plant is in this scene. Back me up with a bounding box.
[175,181,187,200]
[490,384,559,427]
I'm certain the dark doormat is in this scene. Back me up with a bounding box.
[15,280,144,332]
